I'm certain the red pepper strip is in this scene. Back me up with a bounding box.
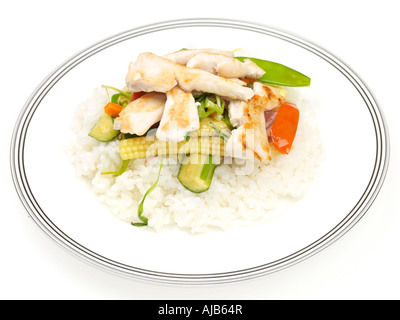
[270,101,299,154]
[104,102,123,118]
[131,91,146,101]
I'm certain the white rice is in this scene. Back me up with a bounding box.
[65,87,323,233]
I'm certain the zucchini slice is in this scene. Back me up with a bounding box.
[88,113,120,142]
[178,154,217,193]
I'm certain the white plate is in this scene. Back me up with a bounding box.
[11,18,389,284]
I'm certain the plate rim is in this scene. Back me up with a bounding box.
[10,18,390,285]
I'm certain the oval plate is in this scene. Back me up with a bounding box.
[10,18,389,284]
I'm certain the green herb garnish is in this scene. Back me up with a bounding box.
[196,94,225,121]
[131,159,163,227]
[102,85,132,99]
[102,159,130,176]
[210,122,231,140]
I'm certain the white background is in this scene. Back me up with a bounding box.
[1,0,399,300]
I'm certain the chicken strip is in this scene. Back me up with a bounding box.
[113,92,166,136]
[228,82,285,127]
[156,86,200,142]
[186,53,265,79]
[125,52,254,101]
[164,48,234,65]
[225,98,271,162]
[125,53,178,93]
[225,82,286,162]
[253,82,286,110]
[228,100,246,128]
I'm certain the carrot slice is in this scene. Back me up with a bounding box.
[270,101,299,154]
[104,102,123,118]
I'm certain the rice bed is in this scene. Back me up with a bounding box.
[65,88,323,233]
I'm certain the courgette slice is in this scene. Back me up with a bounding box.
[178,154,217,193]
[88,113,120,142]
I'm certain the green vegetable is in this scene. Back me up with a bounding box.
[88,113,120,142]
[235,56,311,87]
[111,93,130,107]
[222,109,234,129]
[178,154,218,193]
[210,122,230,140]
[102,159,130,176]
[200,155,215,180]
[184,131,192,141]
[132,159,163,227]
[111,93,120,104]
[196,93,225,121]
[213,95,225,114]
[102,85,132,99]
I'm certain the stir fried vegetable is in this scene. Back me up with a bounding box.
[104,102,123,117]
[235,56,311,87]
[88,114,120,142]
[270,101,300,154]
[119,132,227,160]
[196,93,226,121]
[178,154,218,193]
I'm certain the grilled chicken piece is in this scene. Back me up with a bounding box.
[228,100,246,128]
[156,86,200,142]
[125,53,178,93]
[177,68,253,101]
[113,92,166,135]
[186,53,265,79]
[225,82,286,162]
[225,97,272,162]
[125,52,254,101]
[253,82,286,110]
[164,48,234,65]
[228,82,285,127]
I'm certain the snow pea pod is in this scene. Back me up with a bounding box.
[235,56,311,87]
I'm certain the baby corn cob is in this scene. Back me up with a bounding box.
[179,137,226,157]
[119,136,226,160]
[119,136,157,160]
